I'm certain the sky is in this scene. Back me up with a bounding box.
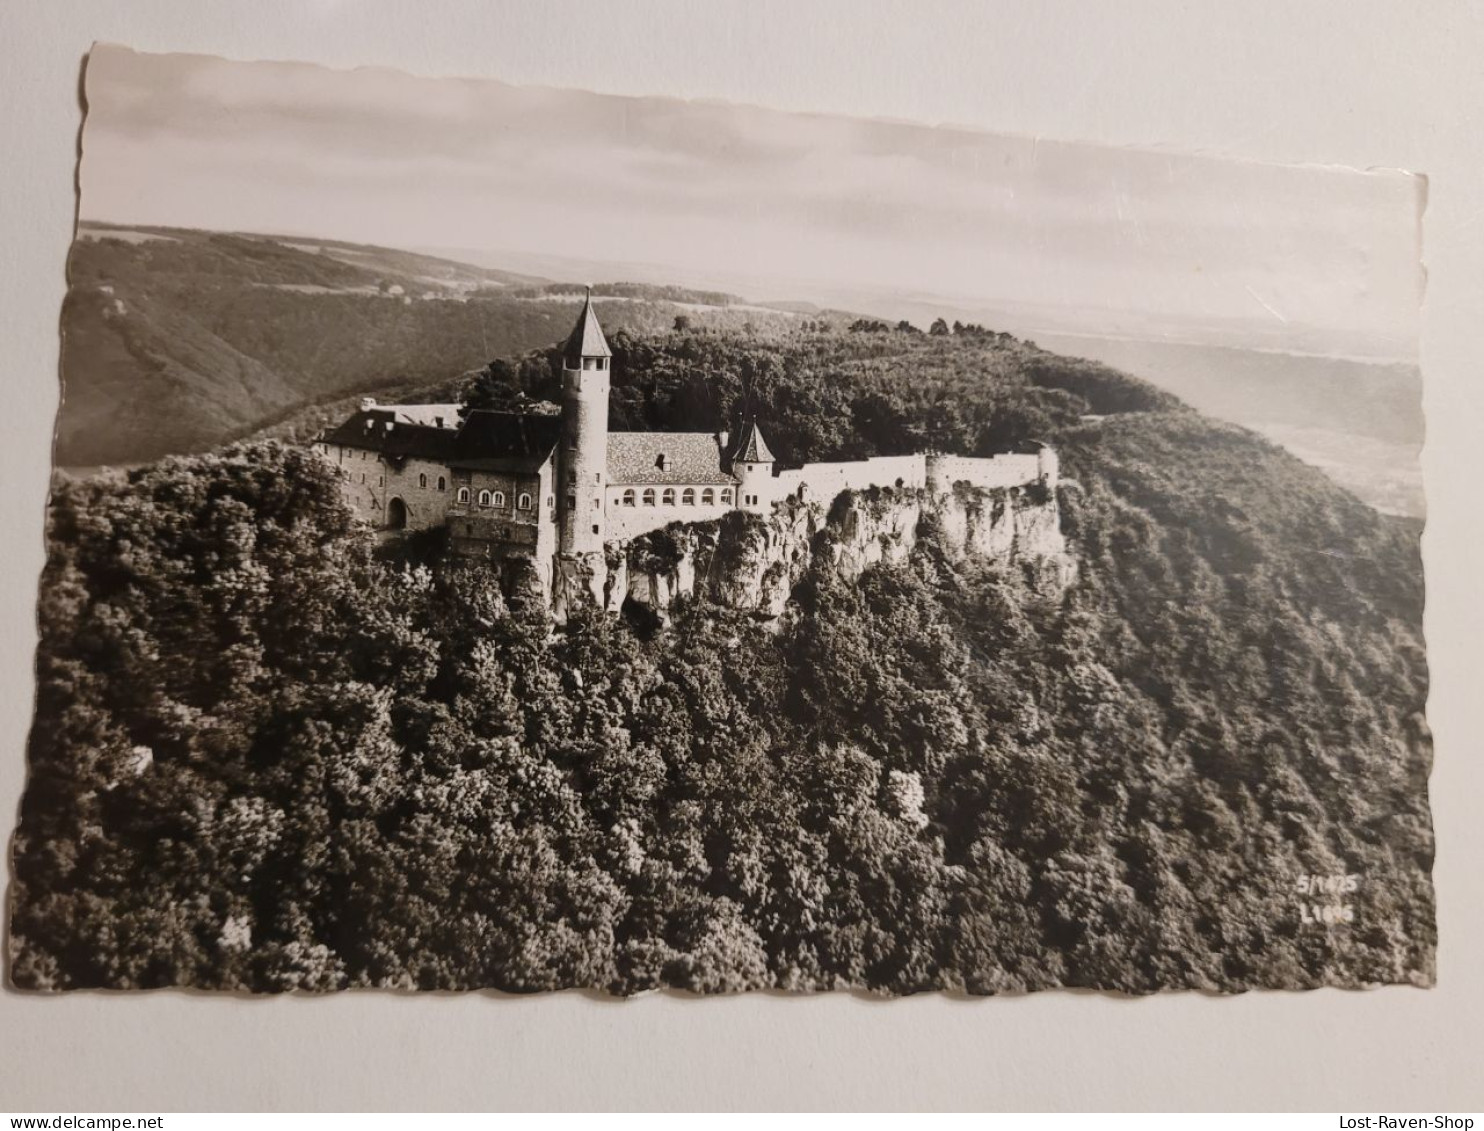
[79,44,1425,358]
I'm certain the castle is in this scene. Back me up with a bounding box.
[314,292,1058,603]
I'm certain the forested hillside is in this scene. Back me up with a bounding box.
[12,329,1432,993]
[58,227,805,467]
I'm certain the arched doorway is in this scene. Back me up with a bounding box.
[386,497,408,530]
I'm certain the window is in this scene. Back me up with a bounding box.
[567,494,576,512]
[623,489,636,507]
[662,488,676,506]
[518,492,532,510]
[438,476,446,492]
[547,496,554,509]
[682,488,695,506]
[457,486,470,504]
[592,524,600,535]
[594,472,601,483]
[378,475,385,487]
[419,473,427,489]
[492,491,506,508]
[592,497,600,510]
[721,489,733,505]
[478,490,492,506]
[642,489,656,506]
[567,471,577,486]
[701,488,714,506]
[360,473,366,484]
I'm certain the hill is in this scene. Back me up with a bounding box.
[11,328,1432,993]
[57,225,810,467]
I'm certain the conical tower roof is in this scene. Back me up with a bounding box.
[562,287,612,363]
[729,417,775,463]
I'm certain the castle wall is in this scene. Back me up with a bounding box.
[381,457,458,530]
[318,442,386,524]
[926,452,1045,495]
[772,454,928,507]
[318,443,448,529]
[604,484,735,542]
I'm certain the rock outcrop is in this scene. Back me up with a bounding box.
[600,483,1073,623]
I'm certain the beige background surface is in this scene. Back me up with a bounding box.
[1,0,1480,1113]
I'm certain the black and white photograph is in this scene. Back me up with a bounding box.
[8,41,1433,996]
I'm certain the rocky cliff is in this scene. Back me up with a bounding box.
[597,483,1074,622]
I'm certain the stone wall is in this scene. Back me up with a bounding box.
[604,485,736,541]
[382,456,459,530]
[772,454,928,507]
[925,452,1045,495]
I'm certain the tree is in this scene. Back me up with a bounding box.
[929,317,950,336]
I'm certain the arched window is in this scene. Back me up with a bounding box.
[457,486,470,504]
[419,473,427,489]
[701,488,714,506]
[642,489,656,506]
[518,493,532,510]
[437,476,446,491]
[662,488,676,506]
[682,488,695,506]
[720,489,733,505]
[492,491,506,508]
[478,490,492,506]
[623,489,636,507]
[567,471,577,486]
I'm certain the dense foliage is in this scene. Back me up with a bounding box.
[12,330,1432,993]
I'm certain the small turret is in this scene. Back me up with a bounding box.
[728,417,776,514]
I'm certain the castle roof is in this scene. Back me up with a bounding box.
[607,432,737,486]
[450,410,564,471]
[562,288,612,362]
[728,418,776,463]
[320,407,561,473]
[379,403,462,428]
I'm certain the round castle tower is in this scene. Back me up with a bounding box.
[558,288,611,556]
